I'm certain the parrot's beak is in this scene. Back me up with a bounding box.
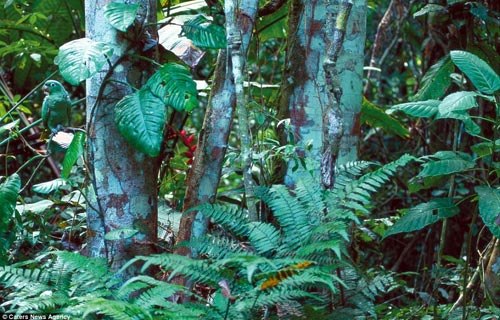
[42,85,49,95]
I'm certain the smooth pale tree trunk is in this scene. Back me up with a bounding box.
[85,0,159,274]
[280,0,366,186]
[332,1,366,165]
[226,0,259,221]
[175,0,259,256]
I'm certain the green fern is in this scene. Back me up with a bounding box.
[192,203,250,237]
[0,251,205,319]
[188,234,250,259]
[0,155,412,319]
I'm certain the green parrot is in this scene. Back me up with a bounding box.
[42,80,71,135]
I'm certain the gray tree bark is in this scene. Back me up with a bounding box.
[175,0,259,256]
[279,0,366,187]
[85,0,159,275]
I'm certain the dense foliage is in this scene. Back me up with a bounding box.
[1,0,500,319]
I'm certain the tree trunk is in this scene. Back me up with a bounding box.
[280,0,366,187]
[85,0,159,275]
[175,1,259,257]
[334,0,366,165]
[226,0,259,221]
[175,50,234,258]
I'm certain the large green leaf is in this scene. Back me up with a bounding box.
[32,178,67,194]
[413,4,446,18]
[181,15,226,49]
[476,186,500,238]
[103,3,139,32]
[16,200,54,215]
[418,151,476,177]
[114,88,166,157]
[386,100,440,118]
[437,91,478,116]
[435,108,481,136]
[61,131,85,179]
[33,0,75,44]
[471,140,500,158]
[55,38,114,85]
[413,56,453,101]
[146,63,198,112]
[105,227,139,241]
[361,98,409,138]
[383,198,458,238]
[450,50,500,94]
[0,119,19,135]
[0,174,21,228]
[256,3,287,41]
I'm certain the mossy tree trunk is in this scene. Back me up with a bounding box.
[280,0,366,187]
[85,0,159,275]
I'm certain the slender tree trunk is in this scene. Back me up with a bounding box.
[85,0,159,275]
[175,1,259,256]
[175,50,234,258]
[333,0,366,165]
[226,0,259,221]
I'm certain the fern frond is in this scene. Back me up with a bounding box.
[257,185,312,252]
[124,254,220,286]
[294,176,325,224]
[0,265,51,292]
[188,234,249,259]
[254,288,321,307]
[296,238,346,260]
[73,296,151,320]
[334,160,374,189]
[195,203,250,237]
[278,271,338,294]
[331,154,416,216]
[247,222,280,256]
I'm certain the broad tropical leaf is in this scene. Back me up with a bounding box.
[476,186,500,238]
[103,3,139,32]
[450,50,500,94]
[437,91,478,116]
[361,98,409,138]
[146,63,198,112]
[435,109,481,136]
[383,198,458,238]
[32,178,67,194]
[16,200,54,215]
[0,174,21,227]
[61,131,85,179]
[182,15,226,49]
[0,119,19,134]
[418,151,475,177]
[115,87,166,157]
[386,100,440,118]
[105,228,139,241]
[471,140,500,158]
[114,88,166,157]
[413,56,454,101]
[413,4,446,17]
[55,38,114,85]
